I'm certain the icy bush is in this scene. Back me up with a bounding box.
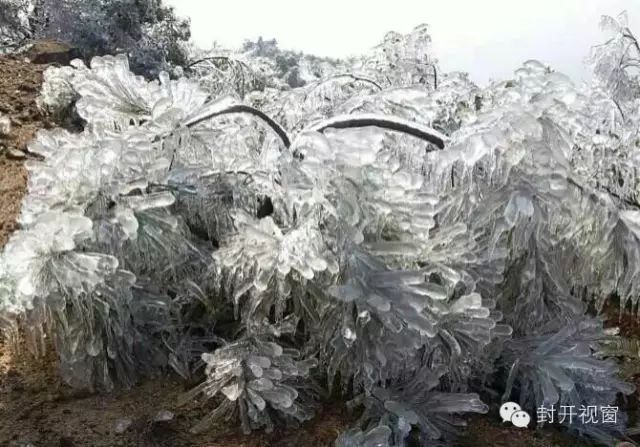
[361,24,439,90]
[350,366,488,445]
[500,316,634,445]
[181,318,316,434]
[501,317,634,413]
[2,16,640,446]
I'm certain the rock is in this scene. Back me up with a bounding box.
[22,40,82,66]
[6,148,26,159]
[114,418,133,434]
[154,410,174,422]
[0,113,10,135]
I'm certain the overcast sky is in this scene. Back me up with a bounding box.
[166,0,640,85]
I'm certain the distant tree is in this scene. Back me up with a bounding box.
[0,0,191,78]
[240,36,341,88]
[0,0,31,53]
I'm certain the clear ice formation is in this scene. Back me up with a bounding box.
[0,17,639,446]
[181,318,316,434]
[335,425,394,447]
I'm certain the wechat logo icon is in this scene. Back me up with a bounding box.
[500,402,531,428]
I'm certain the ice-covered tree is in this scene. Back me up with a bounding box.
[0,0,190,77]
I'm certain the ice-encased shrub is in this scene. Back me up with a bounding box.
[1,17,640,446]
[180,317,318,434]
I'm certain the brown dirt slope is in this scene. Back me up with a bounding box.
[0,54,52,248]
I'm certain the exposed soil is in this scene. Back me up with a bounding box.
[457,414,589,447]
[0,337,354,447]
[0,337,585,447]
[0,154,27,249]
[0,54,52,248]
[604,298,640,340]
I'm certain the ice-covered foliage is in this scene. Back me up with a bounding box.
[360,24,439,90]
[577,12,640,210]
[317,249,506,394]
[181,318,317,434]
[3,16,640,447]
[349,366,488,445]
[184,38,344,100]
[500,317,633,418]
[185,50,284,99]
[499,315,637,445]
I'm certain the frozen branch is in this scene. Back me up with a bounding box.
[306,113,447,149]
[184,103,291,148]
